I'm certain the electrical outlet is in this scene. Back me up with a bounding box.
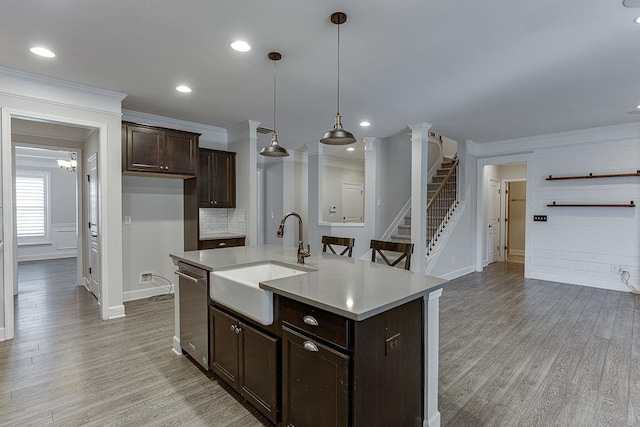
[385,333,401,356]
[140,271,153,283]
[533,215,547,222]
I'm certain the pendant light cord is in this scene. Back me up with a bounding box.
[336,22,340,115]
[273,59,277,133]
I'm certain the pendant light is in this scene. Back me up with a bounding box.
[320,12,356,146]
[260,52,289,157]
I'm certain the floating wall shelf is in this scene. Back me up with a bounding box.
[546,171,640,181]
[547,201,635,208]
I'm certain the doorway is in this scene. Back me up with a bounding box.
[9,118,100,327]
[341,182,363,223]
[476,157,530,275]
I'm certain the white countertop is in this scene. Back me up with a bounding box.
[170,245,446,321]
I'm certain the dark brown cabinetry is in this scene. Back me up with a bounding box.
[280,297,423,427]
[282,326,350,427]
[198,237,245,250]
[122,122,198,177]
[198,149,236,208]
[210,306,278,424]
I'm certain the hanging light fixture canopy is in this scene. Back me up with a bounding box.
[320,12,356,146]
[260,51,289,157]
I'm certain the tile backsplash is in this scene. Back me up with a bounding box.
[199,208,246,238]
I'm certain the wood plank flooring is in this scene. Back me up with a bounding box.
[440,262,640,426]
[1,258,638,426]
[0,258,269,427]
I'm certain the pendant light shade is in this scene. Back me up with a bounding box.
[320,12,356,146]
[260,52,289,157]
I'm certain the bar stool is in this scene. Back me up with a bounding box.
[321,235,355,258]
[369,239,413,270]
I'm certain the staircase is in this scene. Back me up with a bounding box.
[390,157,459,255]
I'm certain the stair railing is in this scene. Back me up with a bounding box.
[426,155,459,254]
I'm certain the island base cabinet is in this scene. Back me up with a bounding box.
[210,306,279,424]
[282,326,349,427]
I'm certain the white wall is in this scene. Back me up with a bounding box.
[321,157,364,223]
[121,176,183,300]
[264,160,284,245]
[466,123,640,292]
[379,134,412,234]
[228,121,258,246]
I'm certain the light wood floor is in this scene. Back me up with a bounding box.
[440,262,640,426]
[0,258,269,426]
[1,259,638,426]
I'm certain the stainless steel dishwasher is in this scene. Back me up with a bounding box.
[176,262,209,370]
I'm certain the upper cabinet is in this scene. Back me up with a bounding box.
[122,121,198,178]
[198,148,236,208]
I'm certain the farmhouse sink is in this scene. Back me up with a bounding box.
[210,261,313,325]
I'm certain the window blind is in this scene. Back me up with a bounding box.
[16,175,46,237]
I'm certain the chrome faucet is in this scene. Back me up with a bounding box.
[277,212,311,264]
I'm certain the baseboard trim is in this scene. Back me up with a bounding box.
[82,276,90,291]
[509,249,525,256]
[173,336,182,356]
[0,327,5,342]
[17,252,77,262]
[529,271,629,293]
[108,305,126,319]
[123,286,174,302]
[424,411,441,427]
[437,265,475,281]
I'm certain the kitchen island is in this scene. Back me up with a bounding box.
[170,245,445,427]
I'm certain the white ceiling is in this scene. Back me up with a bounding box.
[2,1,639,150]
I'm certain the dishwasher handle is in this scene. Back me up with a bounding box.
[175,270,207,285]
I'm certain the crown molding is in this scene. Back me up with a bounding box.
[227,120,260,144]
[122,109,227,143]
[470,122,640,157]
[0,66,126,115]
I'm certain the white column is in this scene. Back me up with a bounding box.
[306,142,321,251]
[409,122,432,274]
[282,155,296,247]
[228,120,259,245]
[363,137,378,250]
[424,288,443,427]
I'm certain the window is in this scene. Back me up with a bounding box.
[16,171,50,245]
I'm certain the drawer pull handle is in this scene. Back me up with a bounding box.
[303,315,318,326]
[303,341,318,352]
[188,343,196,350]
[219,242,227,247]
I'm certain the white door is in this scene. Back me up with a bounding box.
[342,182,363,223]
[87,153,100,300]
[488,178,500,263]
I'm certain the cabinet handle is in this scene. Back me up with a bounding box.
[230,324,236,332]
[214,200,218,204]
[210,201,214,204]
[218,242,227,247]
[303,315,318,326]
[303,341,318,352]
[188,343,196,350]
[234,326,241,334]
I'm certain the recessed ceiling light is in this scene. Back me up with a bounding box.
[635,16,640,24]
[360,121,371,127]
[176,85,192,93]
[347,147,355,151]
[230,40,251,52]
[30,46,55,58]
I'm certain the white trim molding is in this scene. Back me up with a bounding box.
[123,286,174,302]
[108,305,126,319]
[0,66,125,115]
[122,109,227,144]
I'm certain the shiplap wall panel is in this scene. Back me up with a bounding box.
[528,137,640,292]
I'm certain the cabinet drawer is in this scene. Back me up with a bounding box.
[198,237,245,250]
[281,298,351,350]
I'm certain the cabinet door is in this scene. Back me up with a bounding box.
[164,131,197,175]
[212,151,236,208]
[282,327,349,427]
[198,150,214,207]
[210,307,240,391]
[239,322,279,424]
[125,125,163,172]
